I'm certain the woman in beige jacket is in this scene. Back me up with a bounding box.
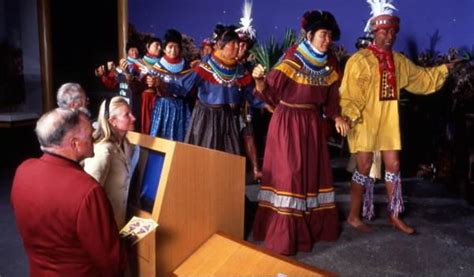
[84,96,138,229]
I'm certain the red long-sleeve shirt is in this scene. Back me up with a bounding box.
[11,153,127,277]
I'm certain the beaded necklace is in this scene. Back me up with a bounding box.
[294,40,332,78]
[206,51,241,87]
[125,57,140,76]
[158,56,185,74]
[143,54,159,66]
[127,56,139,64]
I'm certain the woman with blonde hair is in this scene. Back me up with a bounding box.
[84,96,138,229]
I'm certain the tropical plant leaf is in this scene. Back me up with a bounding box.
[249,28,298,71]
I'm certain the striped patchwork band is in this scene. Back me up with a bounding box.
[257,186,335,211]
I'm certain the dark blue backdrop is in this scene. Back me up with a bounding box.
[129,0,473,54]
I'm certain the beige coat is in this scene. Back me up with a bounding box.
[84,139,137,229]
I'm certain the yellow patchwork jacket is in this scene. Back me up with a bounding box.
[340,49,448,152]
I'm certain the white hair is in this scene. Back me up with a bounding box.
[56,82,86,109]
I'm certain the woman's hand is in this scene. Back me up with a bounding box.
[146,75,157,88]
[118,58,128,71]
[334,116,350,137]
[252,64,267,92]
[252,64,266,80]
[264,104,275,113]
[94,65,106,77]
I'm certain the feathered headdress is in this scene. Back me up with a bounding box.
[364,0,399,33]
[235,0,256,40]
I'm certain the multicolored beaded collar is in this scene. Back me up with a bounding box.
[205,50,242,87]
[143,53,159,66]
[125,56,141,75]
[157,56,185,74]
[294,40,332,78]
[126,56,139,64]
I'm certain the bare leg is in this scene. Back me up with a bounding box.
[382,150,415,234]
[243,134,262,181]
[347,152,373,232]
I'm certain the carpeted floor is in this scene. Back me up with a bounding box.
[2,160,474,276]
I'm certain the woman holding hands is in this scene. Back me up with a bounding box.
[251,10,349,255]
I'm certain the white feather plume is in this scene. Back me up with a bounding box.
[364,0,397,32]
[236,0,256,39]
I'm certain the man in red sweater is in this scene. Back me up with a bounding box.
[11,108,127,276]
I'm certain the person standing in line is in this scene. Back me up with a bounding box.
[139,37,162,134]
[148,29,194,141]
[148,26,263,155]
[11,108,127,276]
[56,82,89,111]
[340,0,456,234]
[251,10,349,255]
[235,0,265,181]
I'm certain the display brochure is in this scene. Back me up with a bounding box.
[119,216,158,245]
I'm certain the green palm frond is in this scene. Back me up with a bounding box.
[282,28,298,50]
[250,28,297,70]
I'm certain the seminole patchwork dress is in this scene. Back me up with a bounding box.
[166,50,263,154]
[140,53,161,134]
[149,55,193,141]
[252,40,341,255]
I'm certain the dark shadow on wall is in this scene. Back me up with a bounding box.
[50,0,118,98]
[0,41,25,111]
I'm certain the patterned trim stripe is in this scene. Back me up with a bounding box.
[257,187,335,211]
[152,65,192,75]
[258,202,337,216]
[275,60,339,86]
[259,186,334,197]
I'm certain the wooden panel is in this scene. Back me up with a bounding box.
[174,232,335,277]
[132,209,155,277]
[117,0,127,59]
[37,0,54,112]
[126,132,245,277]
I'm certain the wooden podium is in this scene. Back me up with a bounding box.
[173,232,335,276]
[127,132,246,277]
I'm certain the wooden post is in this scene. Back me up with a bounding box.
[117,0,128,60]
[37,0,54,112]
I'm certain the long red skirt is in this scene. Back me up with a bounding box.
[141,89,156,134]
[252,104,340,255]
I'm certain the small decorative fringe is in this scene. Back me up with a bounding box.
[352,170,375,220]
[385,171,404,216]
[362,176,375,220]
